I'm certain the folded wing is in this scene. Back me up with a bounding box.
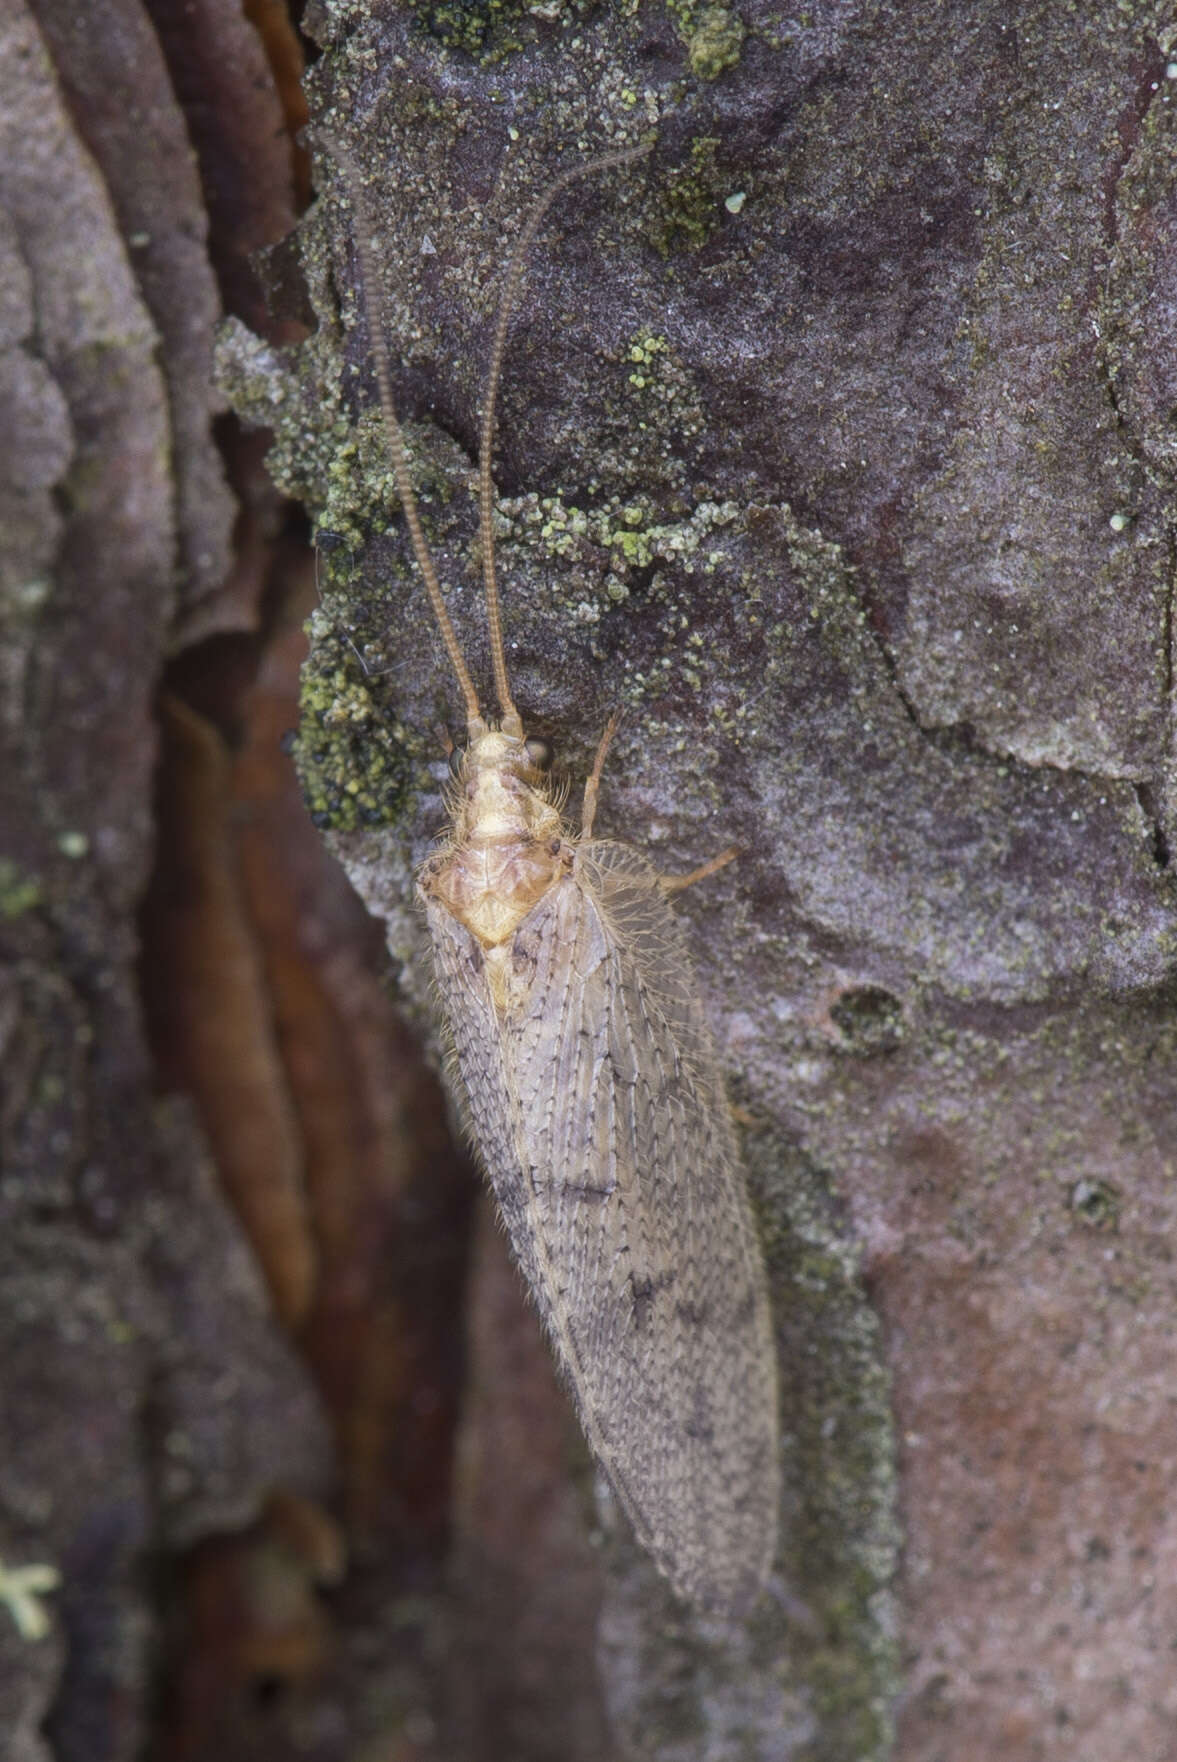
[425,838,778,1612]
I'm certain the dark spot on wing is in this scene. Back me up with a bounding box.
[511,939,538,981]
[554,1178,616,1204]
[630,1273,655,1331]
[630,1267,679,1332]
[683,1383,716,1446]
[675,1298,708,1329]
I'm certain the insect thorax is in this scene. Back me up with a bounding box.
[420,726,571,954]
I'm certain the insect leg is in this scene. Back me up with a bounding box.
[659,845,739,894]
[433,721,455,761]
[580,708,623,838]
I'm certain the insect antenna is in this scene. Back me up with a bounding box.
[476,142,653,738]
[330,142,485,733]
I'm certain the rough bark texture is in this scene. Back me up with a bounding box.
[0,4,333,1760]
[5,0,1177,1759]
[220,1,1177,1757]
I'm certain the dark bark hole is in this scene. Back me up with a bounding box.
[829,984,905,1054]
[250,1672,289,1710]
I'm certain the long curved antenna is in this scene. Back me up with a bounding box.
[478,141,654,735]
[331,143,484,731]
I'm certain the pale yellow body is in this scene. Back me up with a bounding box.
[421,729,571,1007]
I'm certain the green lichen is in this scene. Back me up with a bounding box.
[317,409,460,554]
[413,0,599,60]
[0,1557,60,1642]
[672,1,746,80]
[653,135,725,255]
[0,859,42,919]
[502,487,741,584]
[622,327,707,446]
[625,328,669,389]
[292,600,415,833]
[214,315,355,517]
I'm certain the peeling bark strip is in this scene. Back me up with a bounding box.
[331,141,780,1614]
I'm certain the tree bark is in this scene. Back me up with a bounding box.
[5,2,1177,1760]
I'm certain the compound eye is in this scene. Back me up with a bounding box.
[525,736,554,772]
[448,744,465,777]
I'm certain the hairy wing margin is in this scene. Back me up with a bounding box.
[501,841,779,1612]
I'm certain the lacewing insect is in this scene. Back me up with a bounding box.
[334,140,780,1613]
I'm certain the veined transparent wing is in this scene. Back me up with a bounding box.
[424,838,779,1613]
